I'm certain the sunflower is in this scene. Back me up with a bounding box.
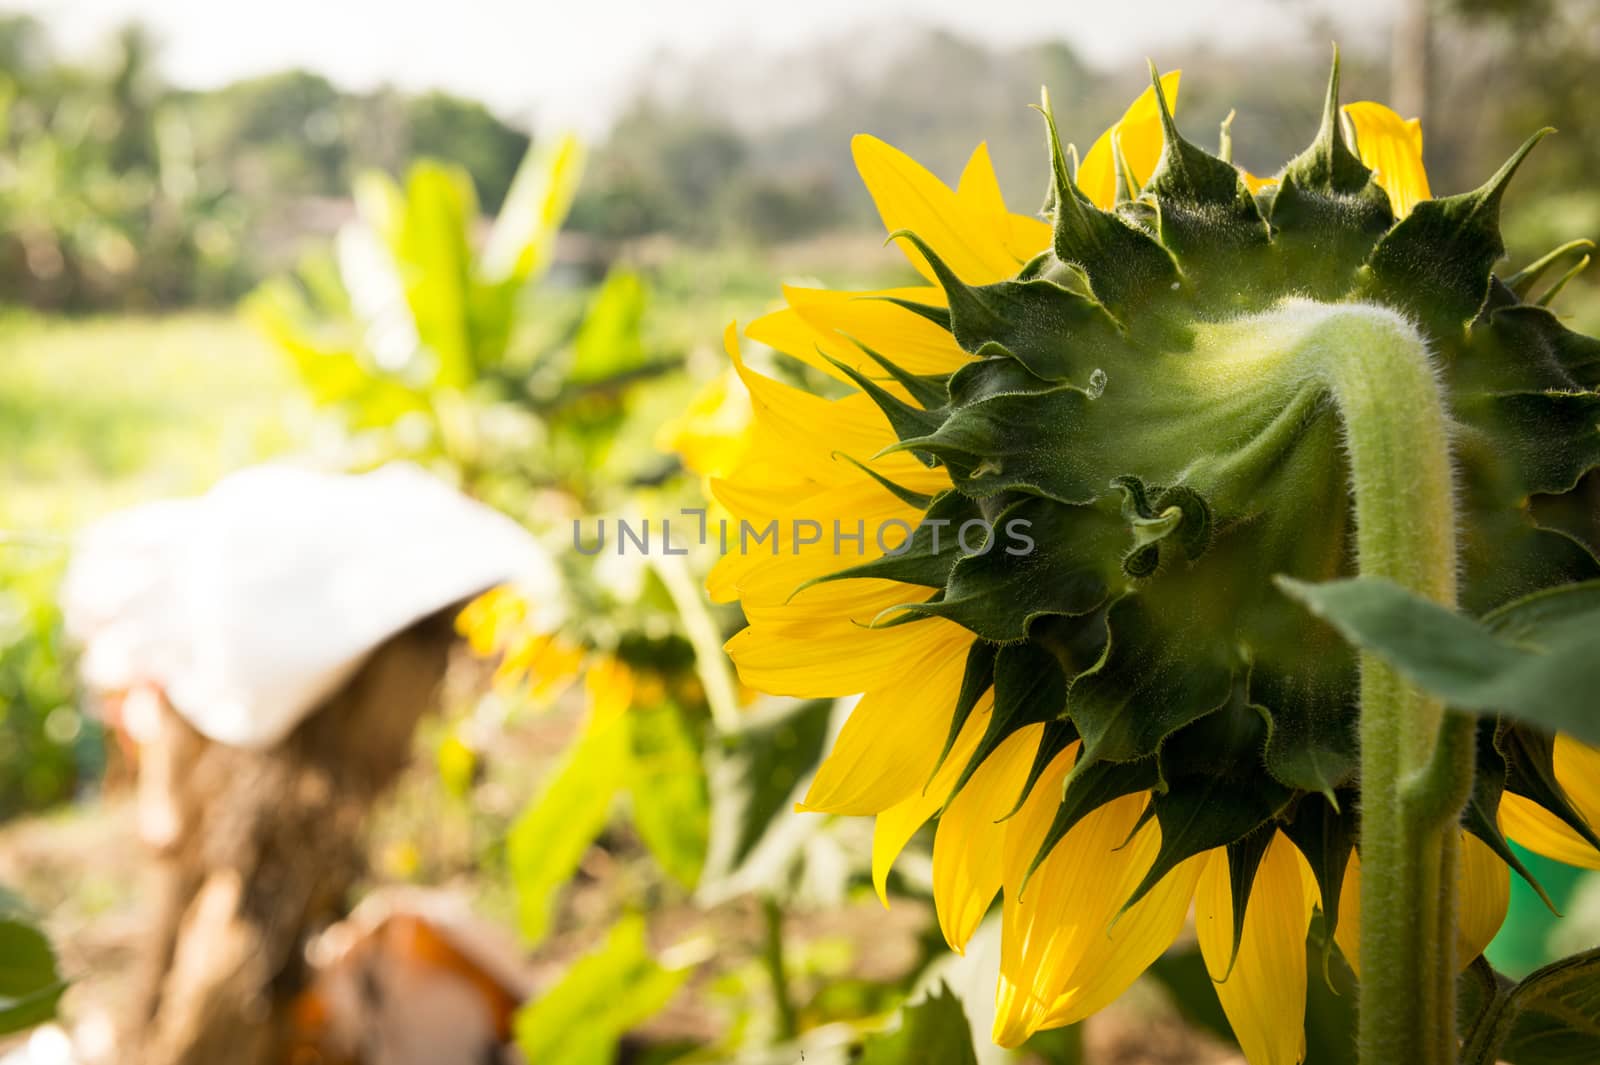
[707,59,1600,1062]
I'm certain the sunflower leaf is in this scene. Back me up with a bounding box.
[0,889,64,1036]
[1460,948,1600,1065]
[1276,577,1600,746]
[858,983,980,1065]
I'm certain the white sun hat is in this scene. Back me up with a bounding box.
[62,462,562,749]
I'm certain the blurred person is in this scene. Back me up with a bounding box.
[60,464,559,1065]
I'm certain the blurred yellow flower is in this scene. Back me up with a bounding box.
[656,367,754,481]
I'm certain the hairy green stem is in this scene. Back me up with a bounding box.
[1188,301,1473,1062]
[761,894,799,1041]
[1302,306,1469,1065]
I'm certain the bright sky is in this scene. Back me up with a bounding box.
[11,0,1396,132]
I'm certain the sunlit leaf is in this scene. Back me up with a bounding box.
[627,702,710,889]
[698,697,834,899]
[858,983,980,1065]
[0,889,64,1036]
[483,131,585,288]
[507,717,628,946]
[570,268,649,384]
[513,915,688,1065]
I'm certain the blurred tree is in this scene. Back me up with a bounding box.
[403,91,530,211]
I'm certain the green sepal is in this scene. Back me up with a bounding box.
[1486,304,1600,392]
[1465,717,1560,913]
[950,642,1067,799]
[1120,679,1294,915]
[1530,471,1600,566]
[1476,389,1600,496]
[1460,301,1587,393]
[801,490,982,592]
[927,641,998,786]
[1254,666,1360,799]
[1507,238,1596,300]
[1067,594,1236,763]
[885,229,1125,384]
[1114,476,1214,572]
[1366,128,1551,333]
[1035,93,1180,313]
[1535,251,1590,308]
[1499,723,1600,855]
[1282,47,1377,197]
[1268,50,1393,297]
[1462,514,1600,618]
[883,385,1104,503]
[874,294,952,334]
[1268,171,1394,299]
[821,349,945,457]
[1504,235,1593,295]
[831,452,935,510]
[946,354,1059,407]
[1219,827,1277,978]
[1282,791,1357,961]
[1022,754,1162,892]
[845,339,952,410]
[896,495,1122,641]
[1142,62,1270,276]
[1001,718,1080,821]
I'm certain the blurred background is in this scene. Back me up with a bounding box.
[2,1,1599,1063]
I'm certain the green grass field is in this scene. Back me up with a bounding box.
[0,311,311,536]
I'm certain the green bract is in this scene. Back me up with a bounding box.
[817,61,1600,929]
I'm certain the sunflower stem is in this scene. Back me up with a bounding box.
[761,894,799,1042]
[1304,307,1469,1065]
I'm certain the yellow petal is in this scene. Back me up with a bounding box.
[1195,832,1317,1065]
[747,285,968,386]
[1499,734,1600,869]
[1335,830,1509,981]
[993,789,1202,1046]
[871,695,994,903]
[1241,169,1279,193]
[1457,832,1510,964]
[852,134,1023,285]
[932,724,1043,951]
[1554,733,1600,835]
[783,285,970,377]
[1334,849,1362,979]
[726,611,968,699]
[957,141,1007,217]
[654,368,752,480]
[1078,71,1181,210]
[956,141,1053,264]
[1500,792,1600,870]
[1341,101,1432,219]
[799,637,974,816]
[584,654,636,725]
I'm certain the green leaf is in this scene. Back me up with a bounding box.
[857,983,980,1065]
[1461,948,1600,1065]
[382,161,480,388]
[0,890,64,1035]
[699,698,834,893]
[507,717,629,946]
[482,132,584,289]
[1277,577,1600,745]
[569,269,649,385]
[627,703,710,890]
[513,915,688,1065]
